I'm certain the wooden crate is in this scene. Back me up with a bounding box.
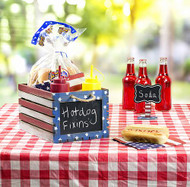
[18,84,109,143]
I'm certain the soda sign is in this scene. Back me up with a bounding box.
[134,84,162,103]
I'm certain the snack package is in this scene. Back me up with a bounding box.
[28,21,86,90]
[121,124,169,144]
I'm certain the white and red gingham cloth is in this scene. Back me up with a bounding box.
[0,103,190,187]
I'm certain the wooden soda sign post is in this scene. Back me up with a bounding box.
[134,84,162,120]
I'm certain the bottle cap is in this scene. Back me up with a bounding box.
[127,57,135,64]
[139,59,147,63]
[160,57,167,61]
[139,59,147,67]
[160,57,167,64]
[82,65,101,91]
[50,65,70,93]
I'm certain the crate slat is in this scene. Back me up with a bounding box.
[19,106,54,125]
[18,91,53,108]
[19,98,53,117]
[70,84,82,92]
[18,84,53,100]
[20,120,53,142]
[19,113,53,132]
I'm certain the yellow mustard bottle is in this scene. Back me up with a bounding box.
[82,65,101,91]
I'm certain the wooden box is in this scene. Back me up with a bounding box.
[18,84,109,143]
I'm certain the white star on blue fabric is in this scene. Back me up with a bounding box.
[103,130,107,134]
[85,133,88,136]
[67,134,71,137]
[75,136,79,140]
[58,97,62,102]
[58,117,60,121]
[84,95,88,99]
[54,107,58,111]
[104,105,106,109]
[113,138,165,150]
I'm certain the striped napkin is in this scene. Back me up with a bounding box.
[113,137,185,150]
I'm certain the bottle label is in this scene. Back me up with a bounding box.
[134,84,162,104]
[49,69,70,81]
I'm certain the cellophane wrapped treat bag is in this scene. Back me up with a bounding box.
[28,21,85,91]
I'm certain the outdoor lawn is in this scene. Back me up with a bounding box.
[1,74,190,107]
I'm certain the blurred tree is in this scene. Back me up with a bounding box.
[55,0,123,66]
[160,0,174,79]
[40,0,158,68]
[126,0,156,56]
[1,0,27,90]
[80,0,122,66]
[2,0,27,49]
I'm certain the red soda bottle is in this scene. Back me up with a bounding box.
[122,57,137,110]
[135,59,151,113]
[155,57,171,111]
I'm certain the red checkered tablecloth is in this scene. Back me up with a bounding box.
[0,103,190,186]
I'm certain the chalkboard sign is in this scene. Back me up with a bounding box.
[60,100,102,135]
[52,89,109,143]
[134,84,162,103]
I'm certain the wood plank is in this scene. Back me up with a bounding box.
[18,84,53,100]
[68,77,84,87]
[70,84,82,92]
[19,98,53,117]
[19,106,54,125]
[19,120,53,142]
[19,113,53,132]
[68,72,84,80]
[18,91,53,108]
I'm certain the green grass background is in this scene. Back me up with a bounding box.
[1,73,190,107]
